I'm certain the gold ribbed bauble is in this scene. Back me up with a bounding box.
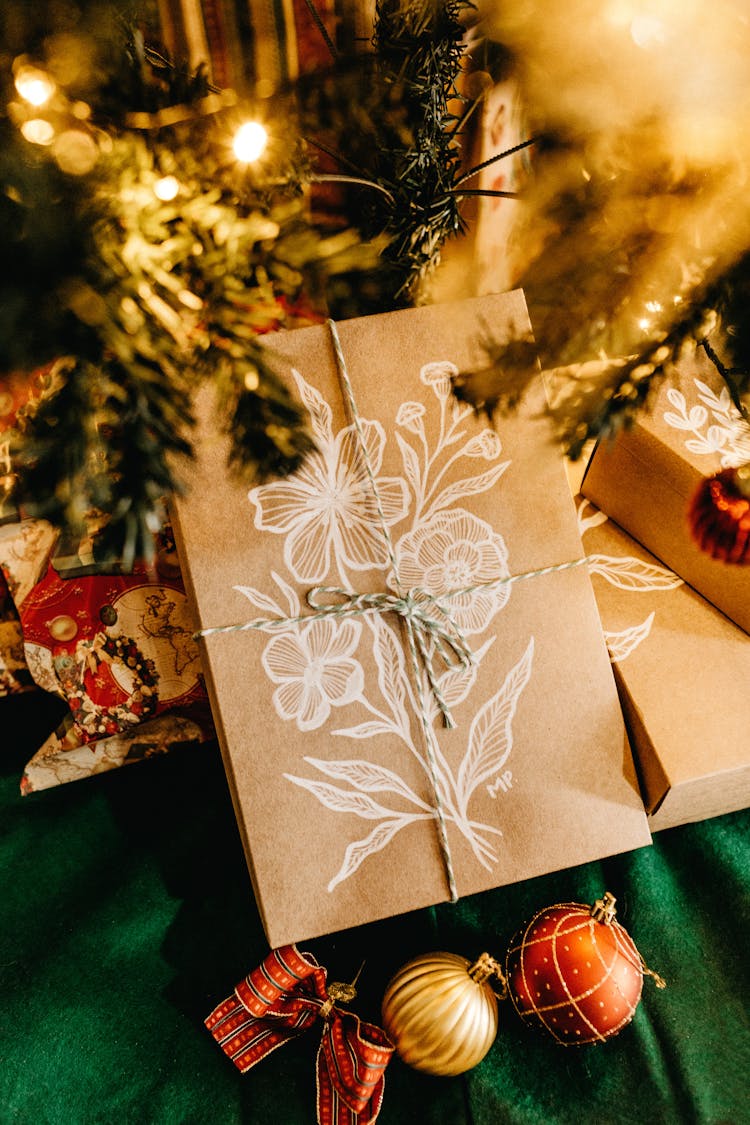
[381,951,503,1076]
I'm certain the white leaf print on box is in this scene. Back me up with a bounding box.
[586,554,684,592]
[456,638,534,811]
[238,360,535,892]
[578,498,682,663]
[662,379,750,467]
[605,615,656,663]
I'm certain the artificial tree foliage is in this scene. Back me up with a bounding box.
[3,0,749,565]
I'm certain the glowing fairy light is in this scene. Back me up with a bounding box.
[54,129,98,175]
[232,121,268,163]
[20,118,55,145]
[14,66,56,107]
[154,175,180,201]
[638,317,651,332]
[630,14,666,49]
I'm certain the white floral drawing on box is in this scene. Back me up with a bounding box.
[394,509,510,636]
[250,370,410,584]
[240,359,531,892]
[603,615,656,663]
[662,378,750,467]
[578,498,682,662]
[261,616,364,732]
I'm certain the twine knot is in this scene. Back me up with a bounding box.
[307,584,473,729]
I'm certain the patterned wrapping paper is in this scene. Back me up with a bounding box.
[0,365,55,692]
[0,520,58,704]
[0,519,215,792]
[582,344,750,633]
[578,494,750,831]
[0,567,35,696]
[471,77,530,296]
[0,364,52,529]
[156,0,374,94]
[428,73,529,306]
[171,291,650,947]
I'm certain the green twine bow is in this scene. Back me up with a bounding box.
[306,584,473,730]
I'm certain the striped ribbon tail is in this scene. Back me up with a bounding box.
[317,1011,394,1125]
[205,945,321,1071]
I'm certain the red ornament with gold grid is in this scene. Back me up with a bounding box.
[505,893,663,1045]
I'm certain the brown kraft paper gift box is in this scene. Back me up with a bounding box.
[578,494,750,831]
[171,292,650,946]
[582,343,750,633]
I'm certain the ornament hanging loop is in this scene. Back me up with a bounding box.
[589,892,666,988]
[640,958,667,990]
[468,952,507,999]
[319,961,365,1019]
[590,891,617,925]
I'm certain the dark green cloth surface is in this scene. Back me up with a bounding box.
[2,691,748,1125]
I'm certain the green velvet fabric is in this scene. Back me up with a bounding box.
[2,690,748,1125]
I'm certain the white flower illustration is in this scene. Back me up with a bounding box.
[420,361,458,399]
[464,430,503,459]
[396,401,426,433]
[248,421,409,583]
[394,509,510,635]
[262,618,364,731]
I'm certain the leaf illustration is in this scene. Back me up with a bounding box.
[370,616,408,724]
[303,756,428,808]
[233,584,284,618]
[332,720,397,740]
[328,818,414,891]
[695,379,731,412]
[706,424,731,448]
[663,395,708,433]
[425,461,511,518]
[576,497,608,537]
[291,367,333,445]
[396,431,422,498]
[272,570,302,617]
[284,774,397,819]
[456,637,534,808]
[424,636,496,723]
[664,387,688,415]
[587,553,683,591]
[605,614,655,663]
[449,399,473,427]
[662,410,693,430]
[685,437,722,456]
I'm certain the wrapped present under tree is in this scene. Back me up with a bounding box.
[171,291,650,946]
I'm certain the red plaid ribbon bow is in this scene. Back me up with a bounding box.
[205,945,394,1125]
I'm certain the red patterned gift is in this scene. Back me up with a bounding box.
[0,519,215,792]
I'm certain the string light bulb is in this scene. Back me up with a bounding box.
[14,65,56,107]
[232,121,268,163]
[630,13,666,49]
[154,175,180,201]
[20,118,55,146]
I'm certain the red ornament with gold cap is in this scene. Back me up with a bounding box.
[505,892,665,1045]
[688,463,750,564]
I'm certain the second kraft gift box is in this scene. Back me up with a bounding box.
[171,292,650,946]
[582,343,750,633]
[578,495,750,832]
